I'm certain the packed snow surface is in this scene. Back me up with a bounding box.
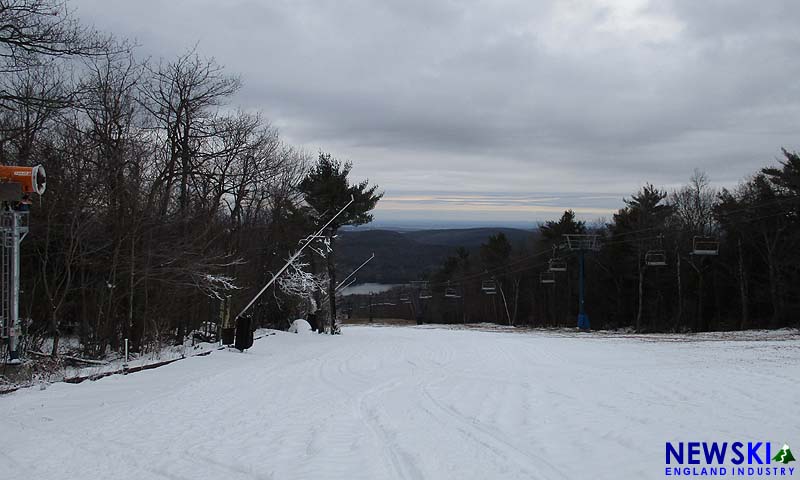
[2,325,799,479]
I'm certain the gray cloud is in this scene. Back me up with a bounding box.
[72,0,800,223]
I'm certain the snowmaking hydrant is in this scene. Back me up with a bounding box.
[0,164,46,364]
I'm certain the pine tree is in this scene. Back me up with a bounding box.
[298,152,382,334]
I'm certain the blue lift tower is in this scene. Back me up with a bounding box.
[563,234,600,330]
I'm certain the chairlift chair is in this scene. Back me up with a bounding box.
[644,250,667,266]
[412,280,432,300]
[481,280,497,295]
[540,272,556,284]
[548,258,567,272]
[692,236,719,256]
[444,287,461,299]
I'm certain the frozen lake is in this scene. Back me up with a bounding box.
[2,325,798,479]
[338,282,398,296]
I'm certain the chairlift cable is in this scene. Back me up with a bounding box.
[421,201,798,290]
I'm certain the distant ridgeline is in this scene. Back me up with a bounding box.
[336,228,535,284]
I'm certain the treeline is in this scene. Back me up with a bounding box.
[420,157,800,332]
[0,1,366,358]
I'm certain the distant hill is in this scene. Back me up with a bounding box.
[405,228,533,249]
[336,230,450,284]
[336,227,536,284]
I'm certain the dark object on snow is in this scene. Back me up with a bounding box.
[307,312,319,333]
[234,317,253,351]
[221,327,235,345]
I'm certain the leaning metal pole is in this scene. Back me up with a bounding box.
[233,195,354,322]
[335,253,375,292]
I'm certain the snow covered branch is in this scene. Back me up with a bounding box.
[276,260,326,303]
[193,273,241,300]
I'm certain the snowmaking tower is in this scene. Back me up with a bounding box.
[0,164,46,364]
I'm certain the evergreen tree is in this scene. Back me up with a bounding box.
[610,184,674,331]
[539,210,586,246]
[480,233,512,271]
[298,152,382,333]
[762,149,800,202]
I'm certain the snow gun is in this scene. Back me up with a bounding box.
[1,164,45,364]
[0,165,47,196]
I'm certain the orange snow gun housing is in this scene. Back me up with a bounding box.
[0,164,46,195]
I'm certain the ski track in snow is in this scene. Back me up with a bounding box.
[2,325,799,480]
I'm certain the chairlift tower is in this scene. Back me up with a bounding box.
[409,280,430,324]
[0,165,46,364]
[563,234,600,330]
[686,236,719,330]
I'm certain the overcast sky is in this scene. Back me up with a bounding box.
[72,0,800,227]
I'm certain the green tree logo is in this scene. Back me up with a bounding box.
[773,444,796,464]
